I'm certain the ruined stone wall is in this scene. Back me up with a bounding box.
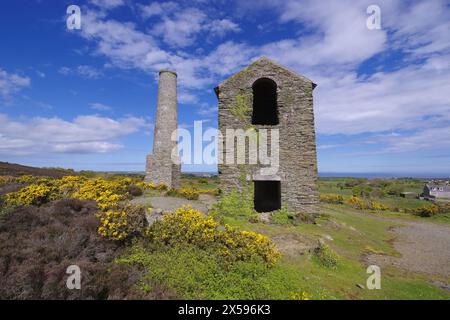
[145,70,180,187]
[216,58,319,216]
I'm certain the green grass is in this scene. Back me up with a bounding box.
[213,200,450,299]
[124,176,450,299]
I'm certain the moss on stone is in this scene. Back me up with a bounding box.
[229,95,252,123]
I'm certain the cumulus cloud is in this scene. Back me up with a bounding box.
[261,0,387,69]
[74,0,450,158]
[0,68,30,99]
[140,3,241,48]
[0,114,146,155]
[314,54,450,135]
[150,8,207,47]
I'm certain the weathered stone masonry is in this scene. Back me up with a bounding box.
[215,57,319,216]
[145,70,180,187]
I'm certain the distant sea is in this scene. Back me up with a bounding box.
[107,171,449,179]
[319,172,450,179]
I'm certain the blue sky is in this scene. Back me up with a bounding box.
[0,0,449,175]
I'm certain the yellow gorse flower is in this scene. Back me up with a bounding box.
[147,205,280,267]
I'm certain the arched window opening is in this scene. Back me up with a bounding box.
[251,78,278,125]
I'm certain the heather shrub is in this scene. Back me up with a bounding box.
[0,199,145,299]
[0,176,16,186]
[126,185,143,197]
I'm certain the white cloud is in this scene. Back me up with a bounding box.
[59,65,103,79]
[138,2,178,18]
[383,126,450,153]
[75,0,450,156]
[90,102,112,111]
[197,103,217,117]
[0,68,30,99]
[178,91,199,104]
[259,0,387,70]
[150,8,207,48]
[140,4,240,48]
[206,19,241,37]
[0,114,146,155]
[314,54,450,135]
[77,9,250,90]
[89,0,125,10]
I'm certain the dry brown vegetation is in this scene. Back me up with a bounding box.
[0,198,153,299]
[0,162,75,178]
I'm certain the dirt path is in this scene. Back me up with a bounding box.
[331,207,450,277]
[366,220,450,277]
[131,194,217,214]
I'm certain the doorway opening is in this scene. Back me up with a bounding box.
[254,180,281,212]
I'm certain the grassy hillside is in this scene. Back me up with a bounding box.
[0,168,449,299]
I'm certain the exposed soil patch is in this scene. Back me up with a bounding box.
[271,233,316,257]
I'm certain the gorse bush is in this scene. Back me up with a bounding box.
[97,204,147,241]
[405,204,440,217]
[370,201,389,211]
[320,194,344,204]
[3,184,60,206]
[167,187,200,200]
[313,241,340,269]
[345,196,389,211]
[146,205,280,267]
[346,196,368,209]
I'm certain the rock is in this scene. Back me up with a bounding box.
[324,234,334,241]
[145,208,164,226]
[260,212,272,223]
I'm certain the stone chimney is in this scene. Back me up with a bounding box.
[145,70,180,187]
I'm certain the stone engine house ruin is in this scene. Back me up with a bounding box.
[215,57,319,215]
[145,57,318,215]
